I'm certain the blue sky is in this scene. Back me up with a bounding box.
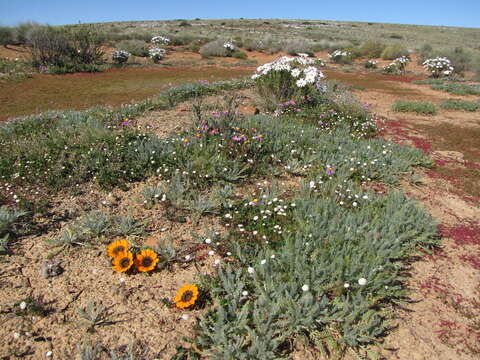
[1,0,479,28]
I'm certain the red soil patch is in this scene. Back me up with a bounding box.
[439,221,480,247]
[0,66,252,120]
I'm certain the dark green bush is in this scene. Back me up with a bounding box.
[28,25,105,72]
[13,21,39,45]
[0,27,15,47]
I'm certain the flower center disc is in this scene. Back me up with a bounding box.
[120,258,130,268]
[181,290,193,303]
[142,257,153,267]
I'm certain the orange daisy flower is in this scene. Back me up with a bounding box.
[134,249,159,272]
[112,250,133,272]
[174,284,199,309]
[107,239,129,258]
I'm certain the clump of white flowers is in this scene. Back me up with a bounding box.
[382,62,397,74]
[423,57,454,78]
[112,50,130,64]
[382,56,409,74]
[151,36,170,45]
[393,56,409,71]
[251,56,324,88]
[364,59,377,69]
[328,50,351,64]
[149,47,166,63]
[251,55,326,111]
[223,41,236,52]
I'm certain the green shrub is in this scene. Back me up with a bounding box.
[13,21,39,45]
[364,59,378,69]
[392,100,437,115]
[310,39,352,52]
[189,42,200,53]
[431,82,480,95]
[360,41,386,58]
[444,47,472,74]
[243,36,274,52]
[28,26,71,67]
[117,39,149,57]
[169,33,202,46]
[0,27,15,47]
[200,39,236,57]
[252,56,324,111]
[440,99,479,111]
[381,44,409,60]
[28,25,105,72]
[417,43,434,63]
[411,78,444,85]
[281,39,313,56]
[328,50,353,64]
[232,50,247,59]
[68,25,105,65]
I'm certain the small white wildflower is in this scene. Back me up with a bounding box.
[208,250,215,256]
[301,284,309,292]
[247,267,255,274]
[214,259,221,265]
[205,238,212,244]
[260,259,267,265]
[344,283,350,288]
[46,351,53,357]
[242,290,249,296]
[358,278,367,286]
[19,301,27,310]
[185,255,191,260]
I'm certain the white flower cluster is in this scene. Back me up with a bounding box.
[223,42,235,51]
[366,59,377,65]
[151,36,170,45]
[423,57,454,77]
[251,56,324,88]
[112,50,130,64]
[394,56,409,65]
[149,47,166,62]
[328,50,351,60]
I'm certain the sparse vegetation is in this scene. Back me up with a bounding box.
[440,99,479,111]
[392,99,437,115]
